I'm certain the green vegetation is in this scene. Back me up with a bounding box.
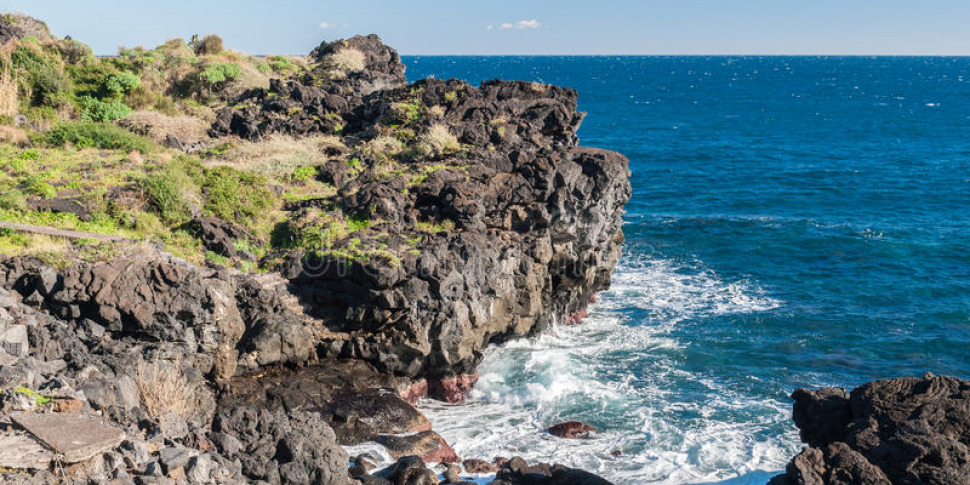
[41,121,156,152]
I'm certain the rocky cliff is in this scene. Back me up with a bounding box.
[0,27,625,485]
[211,36,631,399]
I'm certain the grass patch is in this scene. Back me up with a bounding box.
[41,121,157,153]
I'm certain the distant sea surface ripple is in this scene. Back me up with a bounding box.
[401,56,970,484]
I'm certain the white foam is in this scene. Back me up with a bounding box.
[420,256,796,484]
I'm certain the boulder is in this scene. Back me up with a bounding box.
[490,457,614,485]
[373,430,460,463]
[212,406,350,485]
[772,374,970,485]
[11,412,125,464]
[547,421,596,439]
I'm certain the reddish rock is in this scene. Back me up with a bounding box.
[610,450,623,457]
[429,374,478,403]
[52,399,84,413]
[493,457,510,468]
[373,430,461,463]
[400,379,428,405]
[548,421,596,439]
[463,458,497,473]
[561,308,589,325]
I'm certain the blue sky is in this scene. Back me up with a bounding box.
[4,1,970,56]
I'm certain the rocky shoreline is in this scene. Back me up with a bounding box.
[0,15,628,485]
[2,13,969,485]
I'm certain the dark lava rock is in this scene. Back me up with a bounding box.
[771,374,970,485]
[27,197,93,221]
[490,456,614,485]
[213,406,350,484]
[790,386,852,447]
[373,430,460,463]
[547,421,596,439]
[189,216,255,260]
[462,458,496,474]
[373,456,438,485]
[218,361,429,445]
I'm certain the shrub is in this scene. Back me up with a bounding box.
[56,38,94,65]
[141,171,193,225]
[103,71,141,97]
[10,43,70,107]
[0,189,28,211]
[291,165,316,182]
[202,166,275,223]
[325,48,366,72]
[78,95,132,122]
[198,62,240,87]
[192,34,224,56]
[268,55,298,73]
[25,178,56,198]
[43,121,156,153]
[0,61,18,117]
[422,124,461,156]
[136,359,199,419]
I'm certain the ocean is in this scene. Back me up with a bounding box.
[401,56,970,484]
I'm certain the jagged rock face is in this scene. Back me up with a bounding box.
[771,375,970,485]
[212,406,351,485]
[211,36,631,391]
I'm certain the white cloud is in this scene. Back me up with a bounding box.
[319,22,334,29]
[493,20,541,31]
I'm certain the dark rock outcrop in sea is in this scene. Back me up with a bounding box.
[770,374,970,485]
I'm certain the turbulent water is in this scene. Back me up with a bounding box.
[402,56,970,484]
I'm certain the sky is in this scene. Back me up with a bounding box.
[4,1,970,56]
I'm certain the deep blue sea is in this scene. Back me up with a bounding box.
[400,57,970,484]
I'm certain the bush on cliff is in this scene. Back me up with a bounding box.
[41,121,156,153]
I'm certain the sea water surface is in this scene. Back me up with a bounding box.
[401,56,970,484]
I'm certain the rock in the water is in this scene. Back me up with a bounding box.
[374,430,460,464]
[772,374,970,485]
[374,456,439,485]
[490,456,614,485]
[547,421,596,439]
[11,412,125,463]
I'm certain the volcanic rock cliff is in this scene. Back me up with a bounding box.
[0,26,628,485]
[210,36,631,397]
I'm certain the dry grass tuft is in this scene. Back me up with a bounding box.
[422,124,461,156]
[212,134,345,181]
[326,48,366,73]
[365,135,404,156]
[0,125,29,146]
[136,358,198,420]
[118,111,208,143]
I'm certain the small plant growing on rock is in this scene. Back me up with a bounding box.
[324,47,366,73]
[422,124,461,157]
[136,359,198,419]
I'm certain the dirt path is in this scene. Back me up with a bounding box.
[0,221,131,243]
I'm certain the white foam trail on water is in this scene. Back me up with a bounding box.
[420,257,798,485]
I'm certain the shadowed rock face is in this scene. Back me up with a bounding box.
[211,37,632,396]
[771,374,970,485]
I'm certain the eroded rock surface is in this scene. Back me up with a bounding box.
[771,374,970,485]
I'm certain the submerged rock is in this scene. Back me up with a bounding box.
[547,421,596,439]
[490,456,614,485]
[771,374,970,485]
